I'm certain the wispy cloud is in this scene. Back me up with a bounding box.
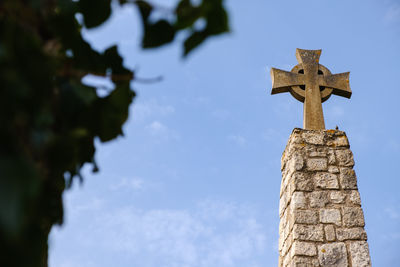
[132,100,175,122]
[52,199,267,267]
[144,120,180,141]
[146,120,167,135]
[110,177,144,191]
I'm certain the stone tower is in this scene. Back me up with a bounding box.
[278,129,371,266]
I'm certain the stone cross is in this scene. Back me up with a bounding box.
[270,49,352,130]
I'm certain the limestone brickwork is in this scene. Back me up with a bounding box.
[278,128,371,267]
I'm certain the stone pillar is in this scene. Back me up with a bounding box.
[278,129,371,267]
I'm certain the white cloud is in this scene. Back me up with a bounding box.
[228,134,247,146]
[53,199,268,267]
[146,120,167,135]
[110,177,144,191]
[132,100,175,122]
[143,120,180,141]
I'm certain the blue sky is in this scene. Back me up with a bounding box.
[49,0,400,266]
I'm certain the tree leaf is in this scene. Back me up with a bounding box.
[142,20,176,48]
[78,0,112,28]
[175,0,202,30]
[184,30,207,56]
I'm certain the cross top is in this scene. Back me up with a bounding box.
[270,49,352,130]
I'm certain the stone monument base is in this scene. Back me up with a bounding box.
[278,129,371,267]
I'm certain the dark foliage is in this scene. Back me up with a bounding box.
[0,0,229,266]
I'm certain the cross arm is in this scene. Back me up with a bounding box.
[319,72,352,98]
[270,68,304,95]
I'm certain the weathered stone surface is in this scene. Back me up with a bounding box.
[303,131,325,145]
[309,151,327,157]
[293,224,324,241]
[309,191,329,208]
[306,146,326,155]
[291,172,313,192]
[307,158,328,171]
[280,216,291,245]
[291,256,320,266]
[339,168,358,189]
[336,227,367,241]
[291,192,307,210]
[293,210,318,224]
[281,233,292,256]
[327,150,336,165]
[342,207,365,227]
[288,152,304,172]
[291,241,317,257]
[350,241,371,267]
[324,225,336,241]
[335,149,354,167]
[318,242,348,267]
[314,172,339,189]
[282,253,290,267]
[327,135,349,147]
[279,190,289,217]
[349,190,361,205]
[328,165,339,173]
[320,209,341,226]
[279,129,370,266]
[330,191,346,204]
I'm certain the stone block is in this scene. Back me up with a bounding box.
[350,241,371,267]
[349,190,361,205]
[279,190,289,217]
[330,191,346,204]
[309,191,329,208]
[291,172,313,192]
[318,242,348,267]
[339,168,358,189]
[291,192,307,210]
[282,217,291,243]
[327,150,336,165]
[291,241,317,257]
[282,254,290,267]
[313,172,339,189]
[327,135,349,147]
[328,166,339,173]
[293,224,324,241]
[309,150,327,157]
[293,210,318,224]
[336,227,367,241]
[320,209,341,225]
[291,256,320,267]
[288,152,304,172]
[324,225,336,241]
[281,233,293,257]
[335,149,354,167]
[306,158,328,171]
[279,208,288,231]
[342,207,365,227]
[302,132,325,145]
